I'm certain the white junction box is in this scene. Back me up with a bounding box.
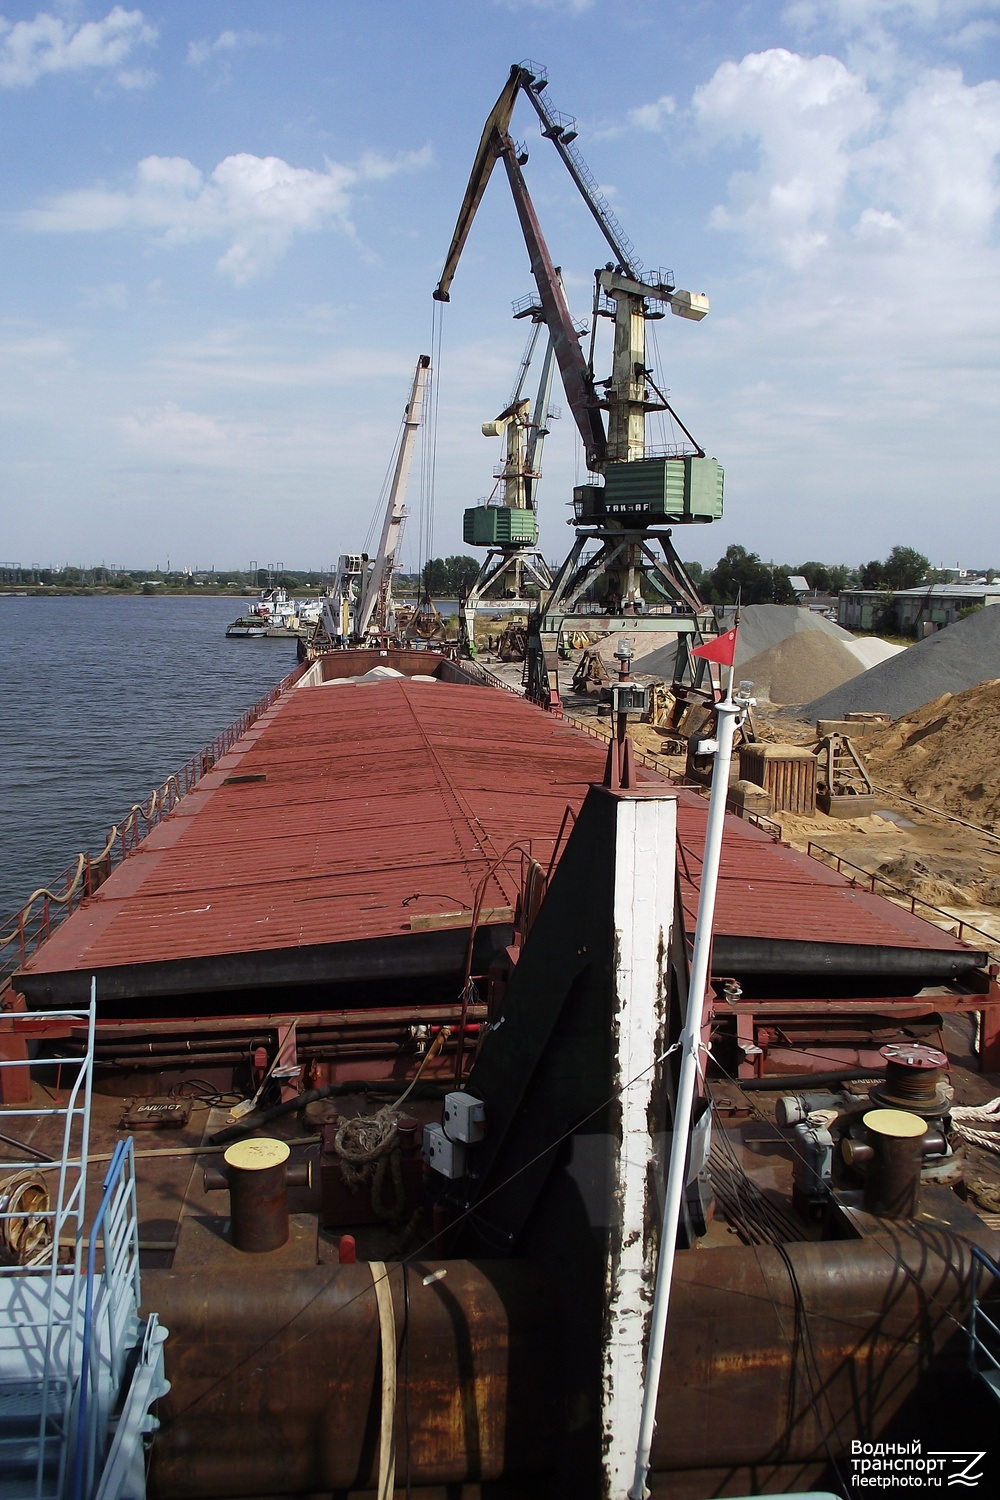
[422,1122,467,1179]
[443,1091,487,1144]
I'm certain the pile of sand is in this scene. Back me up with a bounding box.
[735,632,864,705]
[863,677,1000,830]
[803,603,1000,721]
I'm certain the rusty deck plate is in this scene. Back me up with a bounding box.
[15,676,982,1006]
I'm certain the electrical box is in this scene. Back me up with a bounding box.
[463,506,539,547]
[422,1122,467,1179]
[573,456,724,526]
[611,684,649,716]
[444,1091,487,1145]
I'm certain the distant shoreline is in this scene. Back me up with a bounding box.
[0,588,314,599]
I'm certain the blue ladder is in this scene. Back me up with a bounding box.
[0,997,95,1498]
[968,1243,1000,1401]
[0,987,168,1499]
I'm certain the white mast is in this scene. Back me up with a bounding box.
[627,668,752,1500]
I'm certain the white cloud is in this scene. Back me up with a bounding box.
[693,49,1000,265]
[0,6,156,89]
[680,41,1000,561]
[859,67,1000,241]
[783,0,1000,62]
[629,94,676,131]
[119,403,258,457]
[186,30,263,68]
[785,0,1000,29]
[151,337,420,390]
[79,282,129,311]
[19,146,433,284]
[693,49,878,267]
[0,324,71,362]
[949,15,1000,43]
[496,0,594,11]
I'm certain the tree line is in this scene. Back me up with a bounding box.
[404,545,947,607]
[686,543,939,606]
[17,544,958,606]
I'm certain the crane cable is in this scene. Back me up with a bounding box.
[362,422,406,559]
[417,301,445,581]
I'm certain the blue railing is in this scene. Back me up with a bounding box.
[72,1138,141,1500]
[969,1243,1000,1392]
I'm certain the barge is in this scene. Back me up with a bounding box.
[2,649,1000,1498]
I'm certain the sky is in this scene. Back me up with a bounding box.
[1,1,998,575]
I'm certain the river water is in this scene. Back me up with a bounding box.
[0,596,298,922]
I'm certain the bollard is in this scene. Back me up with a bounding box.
[203,1137,311,1252]
[858,1109,928,1218]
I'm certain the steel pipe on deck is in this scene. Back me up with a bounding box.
[144,1231,989,1497]
[145,1260,556,1496]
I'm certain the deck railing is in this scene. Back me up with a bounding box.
[564,712,784,840]
[0,667,303,988]
[805,841,1000,956]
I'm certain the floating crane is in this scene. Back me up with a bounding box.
[458,314,558,657]
[320,354,430,646]
[435,61,722,708]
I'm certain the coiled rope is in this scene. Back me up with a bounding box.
[334,1105,404,1221]
[0,1169,53,1267]
[951,1097,1000,1154]
[331,1028,451,1221]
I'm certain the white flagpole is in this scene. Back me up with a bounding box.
[628,636,749,1500]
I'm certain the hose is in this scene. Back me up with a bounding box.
[208,1076,449,1147]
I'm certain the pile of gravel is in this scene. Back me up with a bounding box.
[634,604,854,678]
[801,604,1000,721]
[843,637,905,670]
[737,632,864,705]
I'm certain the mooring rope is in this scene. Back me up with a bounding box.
[0,1169,53,1267]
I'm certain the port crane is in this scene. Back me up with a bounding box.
[458,313,558,657]
[320,354,430,645]
[435,61,722,707]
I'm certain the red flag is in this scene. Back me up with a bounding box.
[691,627,737,667]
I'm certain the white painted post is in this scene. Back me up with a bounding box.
[627,682,750,1500]
[602,793,678,1496]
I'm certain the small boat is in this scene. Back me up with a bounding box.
[225,614,269,638]
[234,587,325,638]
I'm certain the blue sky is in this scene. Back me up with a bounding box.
[1,1,998,574]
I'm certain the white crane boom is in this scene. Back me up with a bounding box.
[356,354,431,639]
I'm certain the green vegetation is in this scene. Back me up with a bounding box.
[696,543,944,605]
[414,556,481,595]
[0,565,334,597]
[859,545,931,591]
[701,545,798,606]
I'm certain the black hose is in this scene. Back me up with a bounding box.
[208,1079,449,1146]
[731,1069,883,1093]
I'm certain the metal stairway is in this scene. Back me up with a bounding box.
[0,988,168,1499]
[0,998,95,1497]
[968,1243,1000,1401]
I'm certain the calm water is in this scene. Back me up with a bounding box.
[0,596,298,920]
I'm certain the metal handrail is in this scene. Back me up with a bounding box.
[0,992,95,1499]
[73,1138,139,1500]
[563,712,784,840]
[969,1245,1000,1381]
[804,841,999,955]
[0,666,303,986]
